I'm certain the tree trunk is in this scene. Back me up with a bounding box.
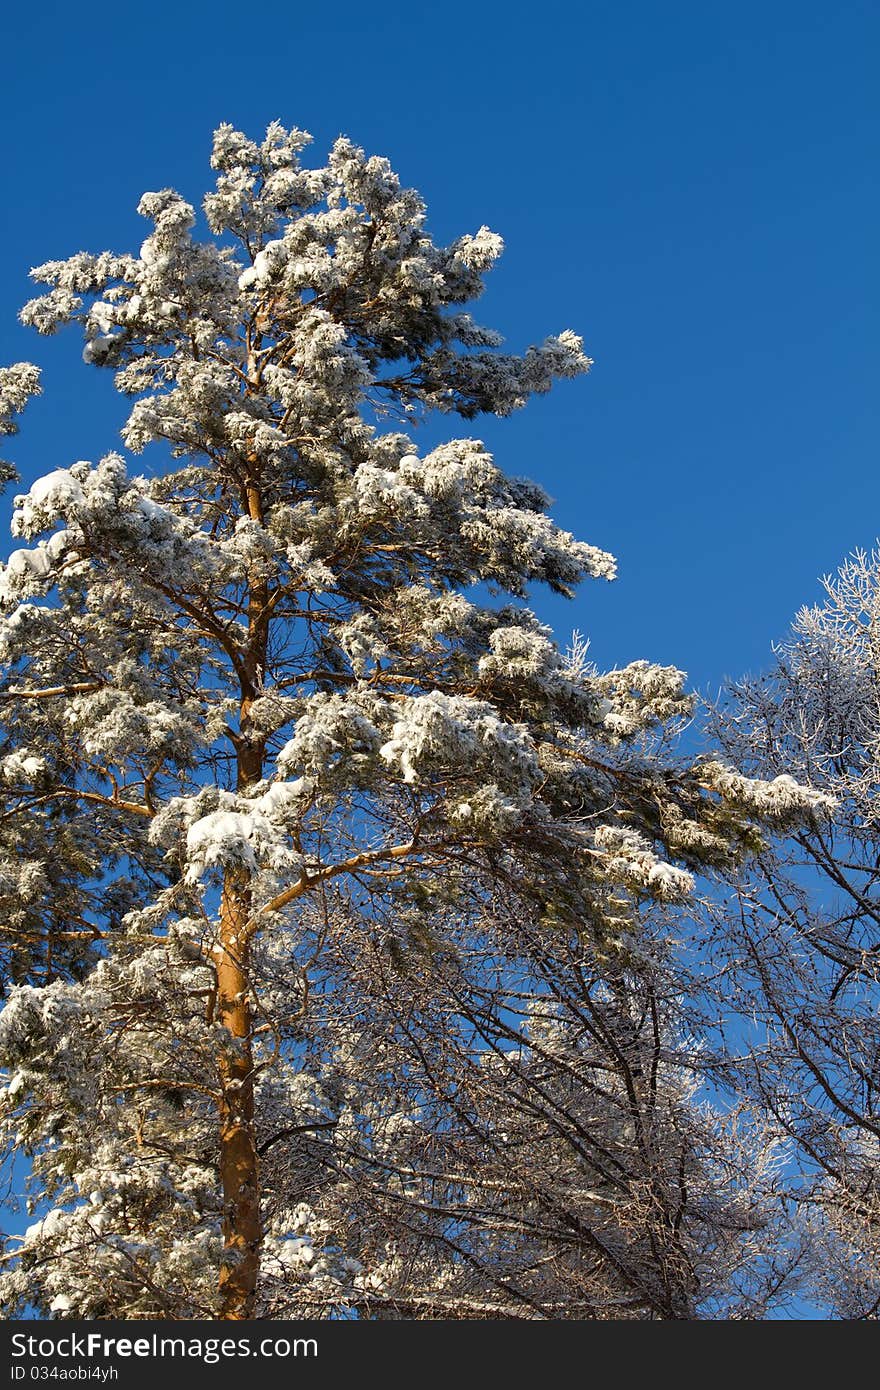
[215,441,271,1318]
[216,867,261,1319]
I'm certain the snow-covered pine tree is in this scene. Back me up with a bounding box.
[0,123,827,1320]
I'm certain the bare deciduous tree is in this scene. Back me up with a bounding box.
[711,549,880,1318]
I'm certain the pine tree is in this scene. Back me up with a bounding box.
[0,123,826,1319]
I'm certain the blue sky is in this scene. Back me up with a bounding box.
[0,0,876,699]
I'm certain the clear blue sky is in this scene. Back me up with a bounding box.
[0,0,876,697]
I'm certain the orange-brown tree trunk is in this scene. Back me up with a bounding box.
[215,434,271,1318]
[216,867,261,1319]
